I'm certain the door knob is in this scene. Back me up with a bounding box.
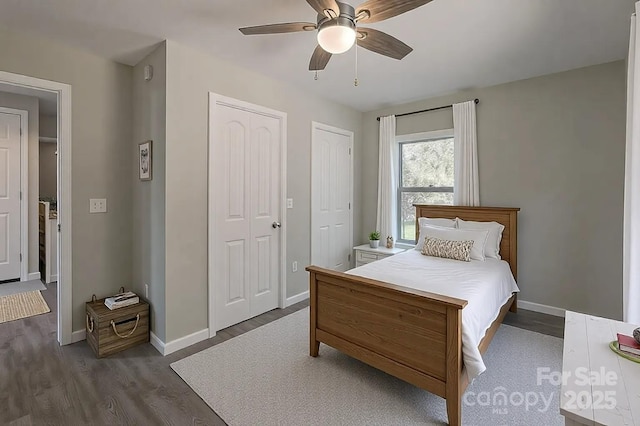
[272,222,281,229]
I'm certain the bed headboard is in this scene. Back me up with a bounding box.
[414,205,520,279]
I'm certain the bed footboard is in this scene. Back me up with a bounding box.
[307,266,468,425]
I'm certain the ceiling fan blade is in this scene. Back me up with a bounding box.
[239,22,317,35]
[309,45,332,71]
[355,0,433,23]
[357,28,413,60]
[306,0,340,17]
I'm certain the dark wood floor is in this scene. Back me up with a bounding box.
[505,306,564,339]
[0,284,564,425]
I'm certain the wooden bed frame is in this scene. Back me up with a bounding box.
[305,205,520,426]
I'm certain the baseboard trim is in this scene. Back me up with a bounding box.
[71,329,86,343]
[51,274,58,282]
[164,328,209,355]
[518,299,565,317]
[151,328,209,356]
[71,327,208,356]
[27,272,41,281]
[150,331,165,355]
[286,290,309,307]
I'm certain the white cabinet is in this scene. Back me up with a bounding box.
[353,244,407,268]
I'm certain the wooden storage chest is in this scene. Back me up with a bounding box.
[86,297,150,358]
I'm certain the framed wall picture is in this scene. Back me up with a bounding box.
[138,140,152,181]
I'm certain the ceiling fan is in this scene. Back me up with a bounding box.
[239,0,433,72]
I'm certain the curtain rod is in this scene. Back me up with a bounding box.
[376,98,479,121]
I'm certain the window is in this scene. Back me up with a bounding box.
[397,130,454,243]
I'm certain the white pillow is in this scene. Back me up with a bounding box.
[414,217,457,251]
[456,218,505,260]
[419,217,457,228]
[419,224,489,261]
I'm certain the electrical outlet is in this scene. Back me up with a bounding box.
[89,198,107,213]
[287,198,294,209]
[292,261,298,272]
[144,283,149,299]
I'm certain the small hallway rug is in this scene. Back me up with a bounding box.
[171,308,564,426]
[0,290,50,324]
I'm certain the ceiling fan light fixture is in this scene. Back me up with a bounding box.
[317,17,356,54]
[239,0,429,72]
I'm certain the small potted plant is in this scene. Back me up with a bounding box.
[369,231,381,248]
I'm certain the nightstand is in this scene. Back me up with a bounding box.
[353,244,407,268]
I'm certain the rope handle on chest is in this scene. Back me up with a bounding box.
[86,314,94,333]
[110,314,140,339]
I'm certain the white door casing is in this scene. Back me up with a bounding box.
[208,93,287,334]
[0,109,27,282]
[311,122,353,271]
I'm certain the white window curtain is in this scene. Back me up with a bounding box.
[624,4,640,324]
[453,101,480,206]
[376,115,397,243]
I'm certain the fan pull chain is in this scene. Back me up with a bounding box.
[354,39,359,87]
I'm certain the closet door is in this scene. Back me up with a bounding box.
[210,100,283,331]
[311,122,353,272]
[248,113,280,318]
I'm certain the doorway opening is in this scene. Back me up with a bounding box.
[0,71,72,345]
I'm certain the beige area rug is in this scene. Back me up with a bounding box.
[0,290,50,324]
[171,308,564,426]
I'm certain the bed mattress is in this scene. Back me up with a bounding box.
[346,249,520,380]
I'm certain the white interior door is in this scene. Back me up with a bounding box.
[0,112,22,281]
[249,113,281,317]
[311,122,353,271]
[210,98,283,331]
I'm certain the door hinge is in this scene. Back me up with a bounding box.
[57,223,61,232]
[19,191,22,201]
[19,253,22,262]
[349,147,351,155]
[348,202,351,210]
[348,254,351,262]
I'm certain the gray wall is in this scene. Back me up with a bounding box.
[39,142,56,200]
[0,27,134,332]
[39,113,57,200]
[39,114,56,138]
[162,40,363,342]
[132,43,167,341]
[0,91,39,277]
[361,60,626,319]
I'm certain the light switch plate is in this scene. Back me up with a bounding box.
[89,198,107,213]
[287,198,294,209]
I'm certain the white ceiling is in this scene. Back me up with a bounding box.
[0,0,634,111]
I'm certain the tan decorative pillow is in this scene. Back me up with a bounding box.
[421,236,474,262]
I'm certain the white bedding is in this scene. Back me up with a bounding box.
[346,249,519,381]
